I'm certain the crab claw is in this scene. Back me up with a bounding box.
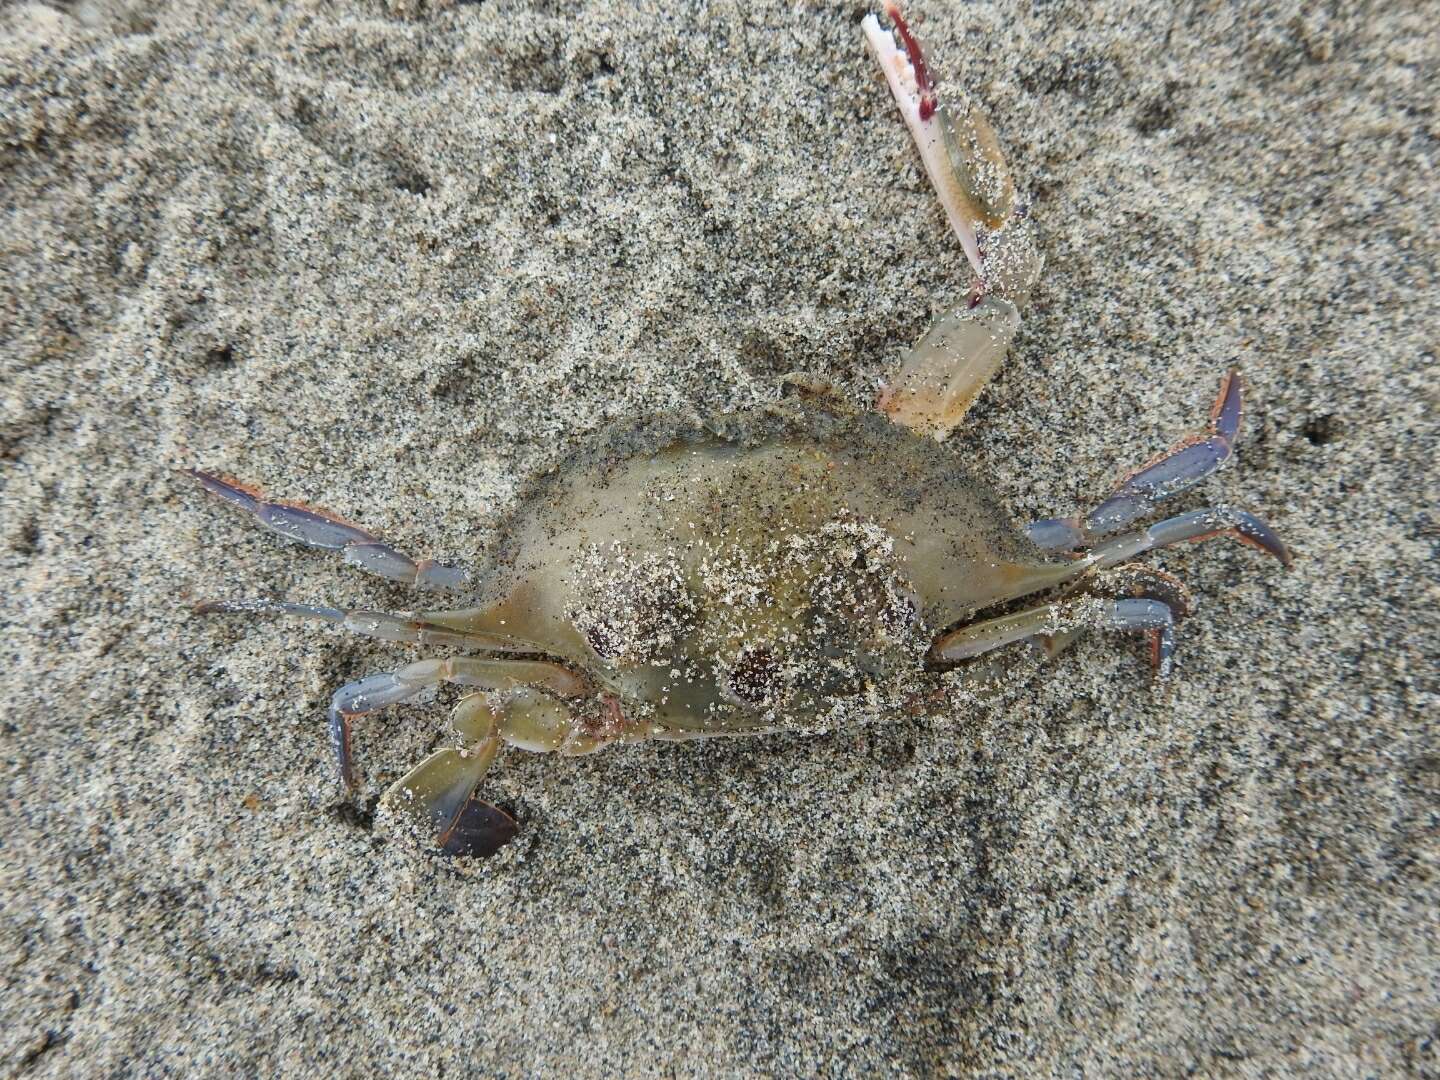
[863,2,1016,280]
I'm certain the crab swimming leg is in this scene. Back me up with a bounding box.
[327,656,591,789]
[379,686,602,858]
[379,694,516,858]
[1026,370,1267,552]
[863,3,1041,441]
[187,470,468,590]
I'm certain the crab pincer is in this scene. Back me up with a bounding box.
[863,1,1015,281]
[864,2,1042,439]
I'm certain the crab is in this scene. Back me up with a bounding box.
[189,2,1291,858]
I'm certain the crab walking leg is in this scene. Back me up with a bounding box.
[954,506,1288,668]
[1084,505,1292,571]
[1032,565,1194,670]
[187,470,468,590]
[1026,370,1253,551]
[933,597,1179,677]
[380,695,518,858]
[1007,505,1288,666]
[194,598,533,652]
[328,656,592,788]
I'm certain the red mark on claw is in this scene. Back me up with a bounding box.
[884,2,938,122]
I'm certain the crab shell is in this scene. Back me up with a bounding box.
[449,394,1070,743]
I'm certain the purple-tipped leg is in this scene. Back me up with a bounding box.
[1027,370,1254,551]
[1087,505,1292,571]
[932,596,1178,678]
[1033,565,1193,670]
[187,470,468,590]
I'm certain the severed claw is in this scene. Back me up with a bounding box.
[863,2,1017,280]
[878,293,1021,439]
[865,2,1041,441]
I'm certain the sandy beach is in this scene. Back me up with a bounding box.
[2,0,1436,1074]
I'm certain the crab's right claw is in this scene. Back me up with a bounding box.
[863,2,1019,283]
[865,2,1042,442]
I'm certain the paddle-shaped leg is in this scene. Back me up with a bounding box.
[381,695,517,858]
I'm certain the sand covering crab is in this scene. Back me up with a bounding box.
[190,2,1290,858]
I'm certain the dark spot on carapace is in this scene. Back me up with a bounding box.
[579,617,624,663]
[725,644,782,707]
